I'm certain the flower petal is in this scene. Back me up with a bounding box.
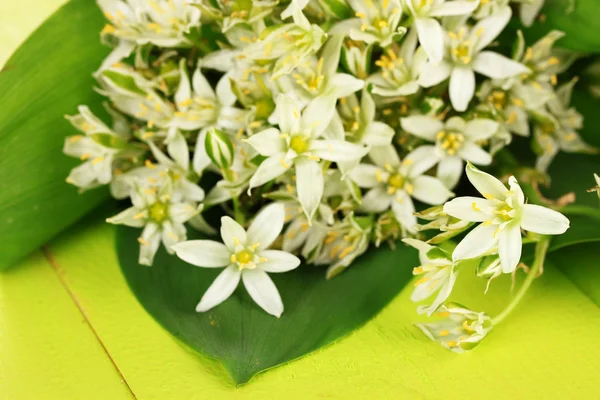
[449,66,475,112]
[277,94,301,134]
[220,216,247,251]
[247,203,285,250]
[444,196,495,222]
[437,156,463,189]
[331,73,365,98]
[401,115,444,141]
[310,139,369,162]
[472,6,511,52]
[464,119,498,140]
[459,142,492,165]
[138,223,161,266]
[520,204,570,235]
[418,60,452,87]
[473,51,530,79]
[106,207,146,228]
[296,158,324,221]
[301,93,338,137]
[452,223,498,261]
[249,153,290,190]
[196,265,241,312]
[242,269,284,317]
[465,163,508,200]
[258,250,301,272]
[391,191,417,233]
[362,187,394,212]
[348,164,383,188]
[498,221,522,273]
[411,176,454,205]
[363,121,395,146]
[245,128,285,156]
[415,17,445,63]
[171,240,231,267]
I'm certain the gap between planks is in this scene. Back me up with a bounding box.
[42,246,138,400]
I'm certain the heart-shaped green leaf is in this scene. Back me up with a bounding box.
[0,0,110,270]
[116,225,417,384]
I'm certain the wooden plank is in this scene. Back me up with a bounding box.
[0,251,135,400]
[47,213,600,399]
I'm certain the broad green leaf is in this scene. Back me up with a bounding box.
[0,0,109,269]
[116,225,418,384]
[551,206,600,250]
[548,242,600,306]
[520,0,600,52]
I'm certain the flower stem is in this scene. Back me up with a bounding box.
[232,197,246,226]
[491,236,550,325]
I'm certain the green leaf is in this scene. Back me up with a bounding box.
[116,225,418,384]
[520,0,600,52]
[0,0,110,270]
[551,206,600,251]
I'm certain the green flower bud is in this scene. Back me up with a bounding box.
[205,128,234,170]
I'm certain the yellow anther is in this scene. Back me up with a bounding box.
[92,156,104,165]
[462,320,474,332]
[355,11,366,18]
[250,242,260,250]
[145,160,156,169]
[137,237,150,245]
[438,311,450,317]
[230,254,237,263]
[80,153,91,161]
[134,212,145,219]
[446,340,458,347]
[439,330,450,337]
[414,277,429,286]
[471,202,480,212]
[338,246,355,259]
[482,193,494,200]
[413,267,423,274]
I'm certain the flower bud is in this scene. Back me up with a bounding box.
[204,128,234,170]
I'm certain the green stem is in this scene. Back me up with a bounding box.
[232,197,246,226]
[491,236,550,325]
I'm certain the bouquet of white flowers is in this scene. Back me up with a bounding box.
[56,0,600,358]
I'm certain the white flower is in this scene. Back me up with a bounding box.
[532,79,597,172]
[368,31,427,97]
[403,239,460,316]
[64,106,129,190]
[313,214,373,279]
[174,60,247,133]
[340,0,407,47]
[246,93,369,220]
[443,163,570,273]
[419,7,530,111]
[97,0,201,69]
[171,203,301,317]
[477,81,531,137]
[404,0,479,63]
[401,115,498,188]
[348,145,453,233]
[107,181,201,265]
[198,0,278,32]
[415,304,492,353]
[243,7,326,80]
[287,35,365,100]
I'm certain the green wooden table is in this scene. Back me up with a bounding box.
[1,2,599,399]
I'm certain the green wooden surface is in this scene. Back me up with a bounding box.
[1,2,600,399]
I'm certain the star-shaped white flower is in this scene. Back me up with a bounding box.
[338,0,407,48]
[419,6,530,111]
[405,0,479,63]
[172,203,301,317]
[401,115,498,188]
[107,181,201,265]
[246,93,369,220]
[443,163,570,273]
[348,145,454,232]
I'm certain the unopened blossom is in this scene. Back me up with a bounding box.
[97,0,201,69]
[401,115,498,188]
[64,106,129,190]
[404,0,479,63]
[172,203,300,317]
[519,0,545,27]
[107,181,201,265]
[349,145,453,233]
[246,93,369,220]
[414,205,473,244]
[243,7,326,79]
[477,80,531,137]
[368,32,426,97]
[415,304,492,353]
[419,6,530,111]
[444,163,570,273]
[532,79,597,172]
[337,0,406,48]
[403,239,460,316]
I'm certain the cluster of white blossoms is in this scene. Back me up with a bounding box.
[64,0,594,346]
